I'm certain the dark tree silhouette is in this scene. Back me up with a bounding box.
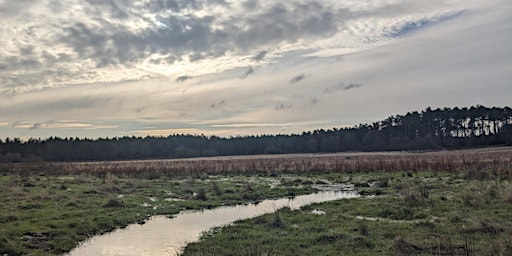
[0,106,511,162]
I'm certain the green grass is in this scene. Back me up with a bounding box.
[0,172,315,255]
[183,170,512,256]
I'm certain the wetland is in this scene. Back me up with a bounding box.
[1,147,511,255]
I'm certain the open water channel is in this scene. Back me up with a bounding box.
[67,188,358,256]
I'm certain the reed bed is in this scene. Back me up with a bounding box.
[5,147,511,179]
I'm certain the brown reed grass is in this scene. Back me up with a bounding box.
[3,147,511,179]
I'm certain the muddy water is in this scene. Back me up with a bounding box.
[67,190,358,256]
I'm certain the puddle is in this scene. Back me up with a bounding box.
[66,190,358,256]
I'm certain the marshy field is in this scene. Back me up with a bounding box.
[1,147,511,255]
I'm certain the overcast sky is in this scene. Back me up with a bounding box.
[0,0,510,139]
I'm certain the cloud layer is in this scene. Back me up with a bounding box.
[0,0,480,93]
[0,0,510,139]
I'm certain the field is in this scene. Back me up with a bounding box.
[1,147,511,255]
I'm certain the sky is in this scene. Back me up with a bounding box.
[0,0,511,139]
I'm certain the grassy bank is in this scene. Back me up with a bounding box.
[0,172,315,255]
[183,170,512,255]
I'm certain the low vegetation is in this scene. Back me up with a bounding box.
[0,147,510,255]
[0,172,314,255]
[183,168,512,255]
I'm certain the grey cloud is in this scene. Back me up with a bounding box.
[29,123,42,130]
[84,0,131,20]
[2,1,352,91]
[176,76,192,82]
[48,99,93,110]
[0,1,38,18]
[40,51,73,67]
[233,2,346,50]
[0,0,466,92]
[323,83,345,94]
[58,1,347,68]
[242,0,260,10]
[133,105,151,113]
[252,51,267,61]
[20,46,36,55]
[9,121,22,128]
[60,13,217,66]
[343,83,362,90]
[63,22,111,61]
[386,11,464,39]
[210,99,226,109]
[44,96,115,111]
[240,67,254,79]
[290,74,307,84]
[275,102,292,110]
[323,82,362,93]
[1,69,92,92]
[2,56,43,71]
[143,0,205,13]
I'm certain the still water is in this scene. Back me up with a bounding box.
[67,190,358,256]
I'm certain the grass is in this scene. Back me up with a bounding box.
[0,173,315,255]
[1,147,511,255]
[182,169,512,255]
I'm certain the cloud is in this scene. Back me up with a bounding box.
[8,121,23,128]
[0,0,509,139]
[45,122,117,130]
[133,105,151,113]
[343,83,362,91]
[322,83,345,94]
[29,123,42,130]
[384,11,464,39]
[242,0,261,10]
[131,128,204,137]
[275,102,292,110]
[0,0,478,93]
[233,2,344,51]
[252,51,268,61]
[210,99,226,109]
[310,97,319,105]
[321,82,362,96]
[240,67,254,79]
[176,76,192,82]
[290,74,307,84]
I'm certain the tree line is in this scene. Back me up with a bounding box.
[1,105,511,162]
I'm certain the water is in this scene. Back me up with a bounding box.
[67,190,358,256]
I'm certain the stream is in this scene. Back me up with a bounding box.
[66,189,358,256]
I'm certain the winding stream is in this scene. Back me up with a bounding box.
[67,189,358,256]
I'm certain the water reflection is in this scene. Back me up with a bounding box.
[67,190,358,256]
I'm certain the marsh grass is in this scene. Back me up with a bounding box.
[0,173,315,255]
[183,166,512,256]
[1,147,511,255]
[4,147,510,179]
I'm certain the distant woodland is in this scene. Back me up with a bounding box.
[1,106,511,162]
